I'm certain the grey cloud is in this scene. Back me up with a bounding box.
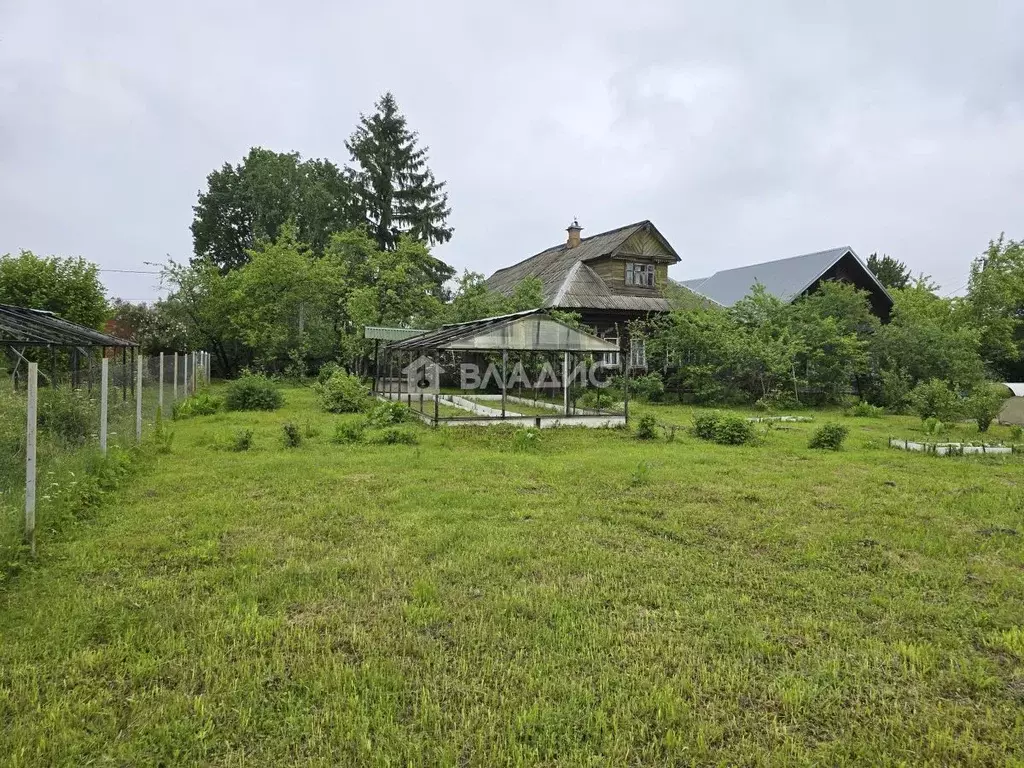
[1,0,1022,302]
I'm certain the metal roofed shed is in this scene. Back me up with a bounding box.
[2,303,137,390]
[378,309,629,428]
[0,304,135,348]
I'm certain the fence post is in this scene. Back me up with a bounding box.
[158,351,164,417]
[183,352,189,397]
[100,357,109,454]
[173,352,179,401]
[25,362,38,556]
[135,353,143,443]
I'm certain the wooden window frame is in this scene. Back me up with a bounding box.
[625,262,655,288]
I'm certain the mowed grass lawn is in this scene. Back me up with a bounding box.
[2,386,1023,766]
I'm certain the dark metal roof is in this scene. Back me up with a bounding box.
[681,246,892,307]
[387,309,620,353]
[0,304,136,348]
[364,326,428,341]
[485,220,680,313]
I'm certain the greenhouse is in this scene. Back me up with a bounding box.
[375,309,630,427]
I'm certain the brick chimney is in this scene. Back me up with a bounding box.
[566,218,583,248]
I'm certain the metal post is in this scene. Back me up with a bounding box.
[183,352,189,397]
[135,353,143,443]
[563,351,570,416]
[501,349,507,418]
[433,350,440,425]
[25,362,38,556]
[158,351,164,417]
[100,357,109,454]
[192,351,197,391]
[173,352,178,401]
[122,348,128,402]
[623,351,631,425]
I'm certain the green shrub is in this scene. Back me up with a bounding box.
[371,427,418,445]
[313,370,369,413]
[692,412,721,441]
[331,419,366,444]
[172,392,223,420]
[635,414,659,440]
[316,361,341,384]
[1010,425,1023,442]
[230,429,253,452]
[909,379,961,423]
[923,417,945,436]
[577,388,620,409]
[965,385,1006,433]
[281,422,302,448]
[846,401,884,418]
[712,415,756,445]
[38,387,93,444]
[365,400,412,427]
[808,422,849,450]
[225,372,283,412]
[627,373,665,403]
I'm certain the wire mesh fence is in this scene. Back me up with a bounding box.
[1,351,212,561]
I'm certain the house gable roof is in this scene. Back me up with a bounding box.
[486,220,681,313]
[680,246,892,308]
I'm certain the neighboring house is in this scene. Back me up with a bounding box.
[681,246,893,321]
[486,220,683,369]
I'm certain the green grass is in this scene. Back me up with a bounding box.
[2,386,1023,765]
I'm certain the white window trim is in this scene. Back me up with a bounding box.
[630,339,647,369]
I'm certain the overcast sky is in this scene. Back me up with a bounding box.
[2,1,1023,302]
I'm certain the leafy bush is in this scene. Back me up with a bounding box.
[230,429,253,451]
[692,411,755,445]
[712,415,756,445]
[1010,425,1023,442]
[371,427,418,445]
[38,387,93,444]
[313,370,369,413]
[281,422,302,448]
[922,417,945,436]
[627,373,665,403]
[172,392,223,420]
[845,401,884,418]
[692,412,721,441]
[316,361,341,384]
[808,422,849,450]
[965,385,1006,433]
[365,400,412,427]
[331,419,366,444]
[577,388,620,410]
[909,379,961,423]
[635,414,659,440]
[225,372,283,412]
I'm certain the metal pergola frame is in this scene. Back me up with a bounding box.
[1,304,137,394]
[375,309,631,427]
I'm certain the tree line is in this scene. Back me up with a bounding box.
[640,236,1024,410]
[1,89,1022,403]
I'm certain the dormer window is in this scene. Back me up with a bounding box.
[625,262,655,287]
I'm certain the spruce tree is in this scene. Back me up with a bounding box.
[346,93,453,253]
